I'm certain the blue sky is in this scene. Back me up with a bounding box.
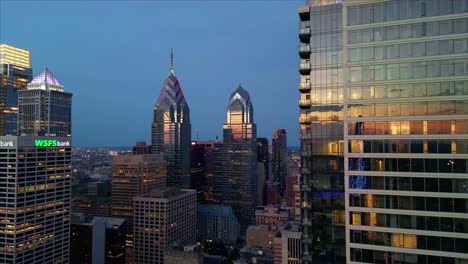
[1,1,302,147]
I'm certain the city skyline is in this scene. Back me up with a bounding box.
[0,1,303,147]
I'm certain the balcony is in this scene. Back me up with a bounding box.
[299,133,312,140]
[298,115,310,124]
[298,6,310,20]
[298,99,311,108]
[299,63,311,74]
[299,45,311,57]
[303,218,312,226]
[300,150,311,158]
[301,167,310,174]
[299,27,311,41]
[299,82,311,92]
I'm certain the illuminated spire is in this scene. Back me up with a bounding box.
[170,48,174,76]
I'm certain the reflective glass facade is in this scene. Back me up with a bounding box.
[18,68,72,137]
[212,85,258,232]
[151,72,191,188]
[298,3,345,263]
[343,0,468,263]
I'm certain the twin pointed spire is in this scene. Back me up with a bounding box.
[170,48,174,76]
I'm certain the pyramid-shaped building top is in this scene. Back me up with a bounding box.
[28,68,64,91]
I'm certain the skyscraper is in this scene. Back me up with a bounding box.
[70,213,127,264]
[0,44,32,136]
[133,188,196,264]
[151,50,191,188]
[18,68,72,137]
[256,138,269,206]
[343,1,468,263]
[111,154,167,224]
[0,136,72,264]
[212,85,257,231]
[298,1,345,263]
[190,141,216,204]
[271,129,288,197]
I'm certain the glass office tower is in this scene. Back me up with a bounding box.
[344,0,468,263]
[151,51,191,188]
[212,85,258,232]
[0,44,32,136]
[18,68,72,137]
[298,1,345,263]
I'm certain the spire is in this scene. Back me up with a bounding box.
[170,48,174,76]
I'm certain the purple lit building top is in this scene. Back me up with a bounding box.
[29,68,63,89]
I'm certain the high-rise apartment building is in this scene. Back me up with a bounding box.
[298,1,346,263]
[272,129,288,196]
[18,68,72,137]
[0,44,32,135]
[343,0,468,263]
[133,188,196,264]
[0,136,72,264]
[151,50,191,188]
[212,85,258,231]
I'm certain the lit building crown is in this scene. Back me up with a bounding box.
[28,68,64,91]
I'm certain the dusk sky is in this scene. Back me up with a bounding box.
[1,1,303,147]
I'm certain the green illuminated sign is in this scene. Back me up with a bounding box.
[34,139,70,147]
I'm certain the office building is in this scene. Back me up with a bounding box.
[151,50,191,188]
[343,0,468,263]
[165,248,203,264]
[257,138,269,206]
[18,67,72,137]
[132,141,151,154]
[70,213,126,264]
[246,225,278,249]
[256,205,290,231]
[273,222,302,264]
[191,141,216,203]
[298,1,346,262]
[133,188,196,264]
[272,129,288,196]
[72,196,112,217]
[111,154,166,221]
[0,136,72,264]
[212,85,257,231]
[196,204,240,244]
[0,44,32,135]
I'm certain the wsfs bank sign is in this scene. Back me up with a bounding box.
[0,140,14,147]
[34,139,70,147]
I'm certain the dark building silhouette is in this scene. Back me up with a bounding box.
[190,141,216,203]
[132,141,151,154]
[271,129,288,197]
[70,213,126,264]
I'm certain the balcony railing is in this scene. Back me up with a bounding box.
[299,82,311,92]
[299,45,311,55]
[298,99,311,108]
[299,63,311,74]
[298,116,310,124]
